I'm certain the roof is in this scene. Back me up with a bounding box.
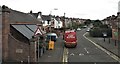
[9,9,38,22]
[32,13,38,18]
[12,24,44,39]
[2,5,40,23]
[41,15,51,21]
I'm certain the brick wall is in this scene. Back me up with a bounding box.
[8,34,30,62]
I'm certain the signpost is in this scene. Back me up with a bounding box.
[34,26,43,62]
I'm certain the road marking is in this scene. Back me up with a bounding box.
[79,53,84,56]
[62,47,68,63]
[83,32,120,62]
[48,56,51,57]
[70,53,74,56]
[84,48,89,54]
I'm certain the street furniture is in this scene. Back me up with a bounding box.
[49,40,54,50]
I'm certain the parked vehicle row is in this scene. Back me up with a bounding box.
[35,33,58,57]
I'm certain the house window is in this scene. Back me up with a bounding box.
[42,21,45,24]
[58,26,60,28]
[48,21,50,24]
[58,21,60,24]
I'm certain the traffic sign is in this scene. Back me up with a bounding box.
[34,26,43,36]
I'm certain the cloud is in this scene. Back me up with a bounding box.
[0,0,119,20]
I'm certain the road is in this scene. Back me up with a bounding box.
[38,28,118,63]
[66,28,118,63]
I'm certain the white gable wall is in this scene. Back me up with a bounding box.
[43,20,50,26]
[54,18,63,28]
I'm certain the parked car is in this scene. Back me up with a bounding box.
[86,28,90,32]
[45,33,58,50]
[77,28,81,31]
[46,33,58,42]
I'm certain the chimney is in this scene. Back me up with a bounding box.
[30,10,33,14]
[2,5,10,62]
[2,5,10,13]
[38,11,42,16]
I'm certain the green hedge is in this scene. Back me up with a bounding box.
[89,27,112,37]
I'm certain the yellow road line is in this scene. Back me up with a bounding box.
[62,47,68,64]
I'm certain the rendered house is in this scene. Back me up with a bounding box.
[54,16,63,29]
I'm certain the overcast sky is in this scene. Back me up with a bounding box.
[0,0,119,20]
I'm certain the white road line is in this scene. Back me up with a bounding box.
[83,32,120,62]
[84,48,89,54]
[70,53,74,56]
[79,53,84,56]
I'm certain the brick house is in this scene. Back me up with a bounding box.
[2,5,42,62]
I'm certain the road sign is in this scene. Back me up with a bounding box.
[34,26,43,36]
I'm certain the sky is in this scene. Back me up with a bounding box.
[0,0,119,20]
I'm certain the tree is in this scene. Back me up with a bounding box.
[93,20,102,27]
[84,19,91,26]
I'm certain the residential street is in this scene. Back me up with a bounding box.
[1,1,120,63]
[66,28,118,63]
[38,28,119,63]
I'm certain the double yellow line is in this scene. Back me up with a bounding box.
[62,47,68,64]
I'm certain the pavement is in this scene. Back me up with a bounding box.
[85,32,120,58]
[38,34,64,62]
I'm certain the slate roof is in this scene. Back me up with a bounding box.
[31,12,51,21]
[2,5,40,23]
[41,15,51,21]
[9,9,38,22]
[32,13,39,18]
[11,24,46,39]
[12,24,45,40]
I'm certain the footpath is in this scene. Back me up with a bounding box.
[38,34,64,62]
[85,32,120,58]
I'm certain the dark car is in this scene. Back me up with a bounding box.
[46,33,58,42]
[45,33,58,50]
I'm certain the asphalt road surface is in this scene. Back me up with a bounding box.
[67,28,118,63]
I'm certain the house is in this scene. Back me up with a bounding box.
[53,16,63,29]
[30,12,52,33]
[102,13,120,41]
[2,5,43,62]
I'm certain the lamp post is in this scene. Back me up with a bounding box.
[64,13,66,32]
[49,8,58,33]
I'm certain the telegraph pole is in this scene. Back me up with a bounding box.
[64,13,66,32]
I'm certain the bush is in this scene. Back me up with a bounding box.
[90,27,112,37]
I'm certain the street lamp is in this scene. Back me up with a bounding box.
[49,8,58,33]
[50,8,58,15]
[64,13,66,32]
